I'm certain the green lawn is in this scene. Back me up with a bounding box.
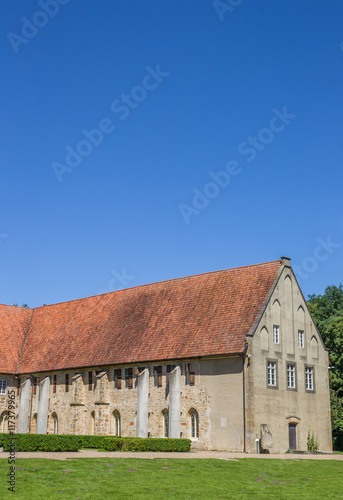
[0,457,342,499]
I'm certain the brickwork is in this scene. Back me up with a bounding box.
[0,359,211,449]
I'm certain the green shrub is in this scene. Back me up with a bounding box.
[0,434,81,452]
[307,429,320,451]
[103,437,191,452]
[78,435,122,449]
[0,433,190,452]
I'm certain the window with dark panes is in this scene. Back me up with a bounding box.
[114,369,122,389]
[153,366,162,387]
[125,368,133,389]
[88,371,93,391]
[185,363,195,386]
[33,377,38,395]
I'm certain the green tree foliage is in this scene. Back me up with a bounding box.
[308,285,343,450]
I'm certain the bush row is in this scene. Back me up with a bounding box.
[0,433,191,452]
[103,437,191,452]
[0,434,81,452]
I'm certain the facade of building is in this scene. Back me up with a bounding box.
[0,257,332,452]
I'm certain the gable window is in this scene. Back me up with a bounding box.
[287,364,296,389]
[0,380,7,395]
[88,371,93,391]
[65,374,69,393]
[185,364,195,386]
[53,375,57,394]
[33,377,38,395]
[114,369,122,389]
[273,325,280,344]
[153,366,162,387]
[166,365,176,386]
[267,361,277,387]
[190,409,199,439]
[125,368,133,389]
[298,330,304,348]
[305,366,314,391]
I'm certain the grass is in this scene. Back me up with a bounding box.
[0,457,343,499]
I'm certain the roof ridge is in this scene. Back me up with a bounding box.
[32,259,282,310]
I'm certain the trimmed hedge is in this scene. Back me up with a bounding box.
[0,434,191,452]
[78,435,122,449]
[104,437,191,452]
[0,434,81,452]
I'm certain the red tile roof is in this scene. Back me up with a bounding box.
[0,305,33,373]
[0,260,282,374]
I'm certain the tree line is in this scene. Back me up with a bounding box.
[308,284,343,451]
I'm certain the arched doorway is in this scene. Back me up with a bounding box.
[287,416,300,450]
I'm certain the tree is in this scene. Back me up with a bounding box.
[308,285,343,450]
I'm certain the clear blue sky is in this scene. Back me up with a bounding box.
[1,0,342,308]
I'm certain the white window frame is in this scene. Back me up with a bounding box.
[298,330,304,348]
[287,364,296,389]
[190,410,199,439]
[115,412,121,436]
[53,415,58,434]
[273,325,280,344]
[0,380,7,395]
[267,361,277,387]
[305,366,314,391]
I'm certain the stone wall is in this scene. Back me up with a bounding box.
[246,263,332,453]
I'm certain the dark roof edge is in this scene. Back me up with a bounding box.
[14,350,246,375]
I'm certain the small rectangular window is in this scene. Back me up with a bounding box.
[287,364,296,389]
[17,378,21,396]
[33,377,38,395]
[298,330,304,348]
[114,369,122,389]
[125,368,133,389]
[185,363,195,386]
[166,364,176,386]
[88,371,93,391]
[153,366,162,387]
[53,375,57,393]
[0,380,7,395]
[306,366,314,391]
[65,374,69,392]
[273,325,280,344]
[267,361,277,387]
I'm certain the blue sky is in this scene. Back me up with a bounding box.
[1,0,342,308]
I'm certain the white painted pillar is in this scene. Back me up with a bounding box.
[17,379,32,434]
[36,376,50,434]
[169,366,181,438]
[136,368,149,438]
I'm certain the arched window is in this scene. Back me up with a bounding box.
[112,410,121,436]
[189,409,199,439]
[89,411,95,435]
[0,411,9,433]
[162,409,169,438]
[31,413,37,434]
[52,413,58,435]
